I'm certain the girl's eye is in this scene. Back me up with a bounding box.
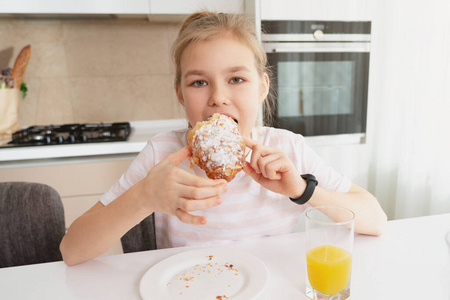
[230,77,243,84]
[192,80,207,87]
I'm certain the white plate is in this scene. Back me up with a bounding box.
[139,248,269,300]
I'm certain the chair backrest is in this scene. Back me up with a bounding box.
[121,213,157,253]
[0,182,65,268]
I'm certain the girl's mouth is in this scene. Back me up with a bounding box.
[217,113,238,124]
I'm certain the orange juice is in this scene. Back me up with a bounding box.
[306,244,352,296]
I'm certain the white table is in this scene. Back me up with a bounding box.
[1,214,449,300]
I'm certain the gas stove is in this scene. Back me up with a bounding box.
[1,122,131,148]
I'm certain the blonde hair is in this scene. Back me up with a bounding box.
[171,11,275,125]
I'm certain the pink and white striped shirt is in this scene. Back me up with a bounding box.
[100,126,352,249]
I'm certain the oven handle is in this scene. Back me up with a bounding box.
[261,33,371,42]
[262,42,370,53]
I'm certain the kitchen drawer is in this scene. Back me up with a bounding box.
[0,159,132,197]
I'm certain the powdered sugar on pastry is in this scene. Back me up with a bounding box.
[188,113,245,182]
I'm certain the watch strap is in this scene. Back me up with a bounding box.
[289,174,318,205]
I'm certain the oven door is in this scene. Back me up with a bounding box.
[264,42,370,137]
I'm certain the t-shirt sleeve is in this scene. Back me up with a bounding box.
[100,141,156,206]
[293,135,352,193]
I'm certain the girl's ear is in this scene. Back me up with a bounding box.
[175,84,185,106]
[258,72,270,104]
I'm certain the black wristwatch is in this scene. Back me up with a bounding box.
[289,174,318,205]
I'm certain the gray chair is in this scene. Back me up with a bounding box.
[121,213,157,253]
[0,182,65,268]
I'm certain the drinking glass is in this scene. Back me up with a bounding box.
[305,206,355,300]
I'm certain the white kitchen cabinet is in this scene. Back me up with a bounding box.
[259,0,373,21]
[0,159,133,256]
[148,0,245,21]
[0,0,149,15]
[0,0,246,19]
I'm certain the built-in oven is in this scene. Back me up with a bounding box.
[261,20,371,138]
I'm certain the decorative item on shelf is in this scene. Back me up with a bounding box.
[0,45,31,140]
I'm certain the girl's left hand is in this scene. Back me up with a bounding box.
[243,137,307,198]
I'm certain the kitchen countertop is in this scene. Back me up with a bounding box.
[0,118,365,168]
[0,119,188,167]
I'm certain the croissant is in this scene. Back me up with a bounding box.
[188,113,246,182]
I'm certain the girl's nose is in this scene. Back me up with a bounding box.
[208,84,231,107]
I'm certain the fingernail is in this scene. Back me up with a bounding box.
[216,197,222,204]
[200,218,206,225]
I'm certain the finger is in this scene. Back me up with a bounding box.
[165,146,191,166]
[243,136,258,148]
[268,157,291,175]
[178,196,223,212]
[248,145,262,173]
[262,159,283,180]
[176,169,228,188]
[177,183,228,200]
[244,137,274,157]
[244,137,273,174]
[258,153,284,179]
[176,208,208,225]
[249,145,273,173]
[243,161,264,183]
[249,144,278,172]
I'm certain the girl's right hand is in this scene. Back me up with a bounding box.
[138,146,228,225]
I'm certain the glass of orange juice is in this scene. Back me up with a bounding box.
[305,206,355,300]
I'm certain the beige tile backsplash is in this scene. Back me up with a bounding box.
[0,18,185,127]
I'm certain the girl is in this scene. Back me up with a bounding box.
[60,12,387,266]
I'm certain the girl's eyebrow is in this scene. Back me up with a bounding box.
[226,66,251,73]
[183,66,251,79]
[184,70,205,78]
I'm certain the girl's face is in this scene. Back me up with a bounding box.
[175,35,269,139]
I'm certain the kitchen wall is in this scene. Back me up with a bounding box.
[0,17,185,127]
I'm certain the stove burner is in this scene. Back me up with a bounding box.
[7,122,131,147]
